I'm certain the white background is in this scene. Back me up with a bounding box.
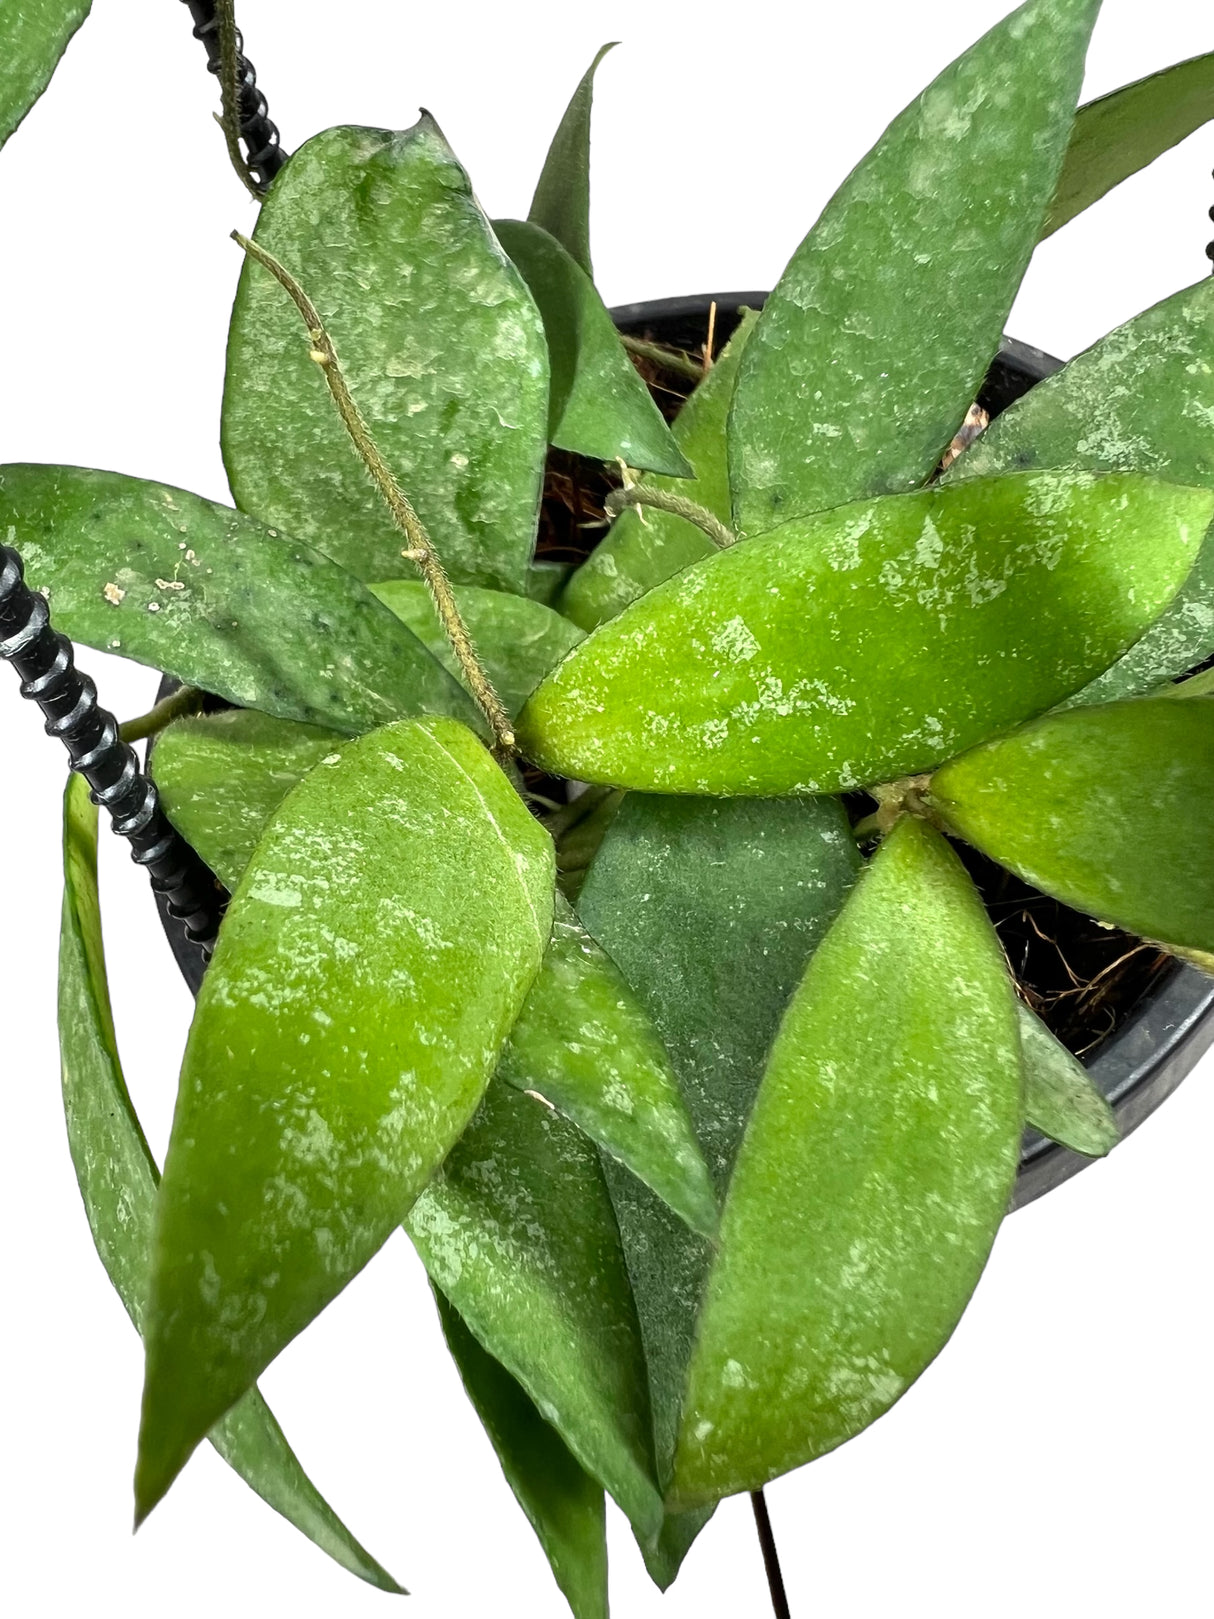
[2,1,1212,1614]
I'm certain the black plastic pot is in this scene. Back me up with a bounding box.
[152,293,1214,1213]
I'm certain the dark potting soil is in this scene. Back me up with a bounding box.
[538,309,1176,1062]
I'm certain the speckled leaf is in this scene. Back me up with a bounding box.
[578,793,861,1569]
[153,716,711,1239]
[406,1079,663,1541]
[528,44,616,277]
[729,0,1101,538]
[435,1292,607,1619]
[58,777,401,1592]
[519,472,1212,796]
[1,0,91,148]
[153,710,340,890]
[929,697,1214,955]
[223,117,549,592]
[1043,52,1214,238]
[944,277,1214,702]
[493,219,690,477]
[0,464,478,735]
[370,578,583,719]
[499,895,716,1235]
[135,719,555,1521]
[1018,1003,1118,1158]
[561,310,758,633]
[669,819,1022,1506]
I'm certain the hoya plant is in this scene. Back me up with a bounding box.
[5,0,1214,1612]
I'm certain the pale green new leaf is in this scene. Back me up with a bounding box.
[1,0,91,148]
[561,309,758,633]
[929,697,1214,956]
[0,464,479,736]
[1018,1003,1119,1158]
[435,1292,607,1619]
[407,1079,664,1542]
[136,719,554,1521]
[58,776,401,1592]
[528,44,616,277]
[519,472,1212,795]
[494,218,691,477]
[223,117,549,592]
[1043,51,1214,238]
[670,820,1022,1505]
[944,276,1214,702]
[729,0,1101,537]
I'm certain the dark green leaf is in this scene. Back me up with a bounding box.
[136,719,554,1521]
[1043,52,1214,238]
[528,44,617,277]
[370,577,584,719]
[58,776,401,1591]
[578,793,861,1571]
[153,710,341,891]
[944,276,1214,702]
[929,697,1214,955]
[561,310,758,632]
[493,218,691,477]
[223,117,549,592]
[1,0,91,148]
[434,1292,607,1619]
[519,472,1212,795]
[1018,1003,1118,1158]
[669,819,1022,1506]
[406,1079,663,1542]
[1,464,479,735]
[729,0,1101,537]
[499,895,717,1235]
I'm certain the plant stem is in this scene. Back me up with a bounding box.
[620,332,707,383]
[119,684,205,744]
[231,231,516,756]
[604,485,737,550]
[215,0,262,198]
[751,1489,792,1619]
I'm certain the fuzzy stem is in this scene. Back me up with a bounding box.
[215,0,262,198]
[620,332,707,383]
[119,685,205,745]
[605,485,737,550]
[231,231,516,755]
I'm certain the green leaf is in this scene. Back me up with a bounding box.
[135,719,554,1521]
[1,0,91,148]
[58,777,401,1592]
[669,819,1022,1506]
[578,793,860,1572]
[499,895,717,1236]
[943,277,1214,703]
[493,218,691,478]
[406,1079,664,1542]
[929,697,1214,956]
[728,0,1101,538]
[222,117,549,592]
[528,44,617,277]
[369,577,584,719]
[561,309,758,633]
[1043,52,1214,238]
[1018,1003,1119,1158]
[434,1292,607,1619]
[519,471,1212,796]
[0,464,479,736]
[153,710,341,891]
[1169,666,1214,698]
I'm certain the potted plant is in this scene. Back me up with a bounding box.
[3,1,1214,1613]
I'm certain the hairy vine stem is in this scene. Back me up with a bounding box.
[604,484,738,549]
[214,0,261,198]
[119,684,205,745]
[619,332,707,382]
[231,232,516,756]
